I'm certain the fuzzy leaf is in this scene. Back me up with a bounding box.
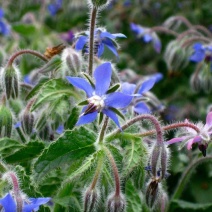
[4,141,45,163]
[33,127,96,181]
[122,137,148,179]
[126,180,143,212]
[0,138,23,158]
[31,78,78,111]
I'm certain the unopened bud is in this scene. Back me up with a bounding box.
[21,111,34,136]
[150,144,161,177]
[145,179,160,208]
[61,47,82,76]
[190,71,202,93]
[1,64,20,99]
[107,193,125,212]
[157,190,168,212]
[199,63,212,93]
[198,143,208,157]
[164,40,189,72]
[83,188,98,212]
[90,0,109,8]
[160,145,168,179]
[38,124,54,141]
[0,104,13,137]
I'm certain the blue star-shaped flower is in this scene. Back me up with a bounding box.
[122,73,163,114]
[48,0,63,16]
[130,23,161,53]
[75,28,126,57]
[0,193,51,212]
[66,62,132,128]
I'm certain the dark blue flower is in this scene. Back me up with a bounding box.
[130,23,161,53]
[48,0,63,16]
[66,62,132,128]
[0,193,51,212]
[122,73,162,114]
[75,28,126,57]
[189,43,206,62]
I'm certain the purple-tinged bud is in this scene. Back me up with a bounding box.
[61,47,83,76]
[1,64,20,99]
[190,71,202,93]
[145,178,160,208]
[150,144,161,177]
[83,188,98,212]
[38,124,54,141]
[160,145,168,179]
[20,99,35,136]
[157,191,168,212]
[107,193,126,212]
[0,104,13,137]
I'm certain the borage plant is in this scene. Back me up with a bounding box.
[0,0,212,212]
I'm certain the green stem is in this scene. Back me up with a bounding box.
[171,156,212,201]
[98,116,109,143]
[7,49,48,66]
[88,7,97,76]
[104,146,120,196]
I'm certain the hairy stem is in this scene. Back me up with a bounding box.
[104,146,120,196]
[7,49,48,66]
[98,116,109,143]
[88,7,97,76]
[170,156,212,205]
[150,26,179,37]
[182,36,210,48]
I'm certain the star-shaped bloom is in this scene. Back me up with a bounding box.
[0,193,51,212]
[130,23,161,53]
[167,112,212,156]
[66,62,132,128]
[48,0,63,16]
[190,43,212,63]
[121,73,162,114]
[75,28,126,57]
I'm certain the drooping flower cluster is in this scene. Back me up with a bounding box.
[75,27,126,57]
[130,23,161,53]
[167,112,212,156]
[66,62,132,128]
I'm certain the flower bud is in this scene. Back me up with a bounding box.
[0,104,13,137]
[83,188,98,212]
[150,144,161,177]
[198,143,208,157]
[164,40,189,72]
[1,64,20,99]
[61,47,83,76]
[21,111,34,136]
[145,179,160,208]
[199,63,212,93]
[38,124,54,141]
[107,193,126,212]
[190,71,202,93]
[160,145,168,180]
[90,0,109,8]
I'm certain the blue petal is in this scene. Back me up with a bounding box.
[143,34,152,43]
[23,197,51,212]
[76,111,98,126]
[105,92,133,108]
[121,82,136,95]
[190,50,205,62]
[112,33,127,38]
[56,124,64,134]
[14,121,21,128]
[193,43,203,50]
[94,62,112,96]
[66,77,94,97]
[134,102,151,114]
[100,31,115,39]
[0,8,4,19]
[102,38,119,57]
[138,78,156,94]
[75,36,88,50]
[151,73,163,83]
[0,193,16,212]
[130,23,144,35]
[97,43,105,57]
[103,109,121,128]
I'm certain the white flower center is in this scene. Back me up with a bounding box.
[88,95,105,111]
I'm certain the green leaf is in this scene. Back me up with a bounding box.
[65,107,80,130]
[31,78,78,111]
[12,24,36,35]
[126,180,143,212]
[4,141,45,163]
[33,127,96,181]
[26,78,49,100]
[67,150,104,180]
[0,138,23,158]
[122,137,148,179]
[171,200,212,211]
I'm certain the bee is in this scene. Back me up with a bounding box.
[44,43,66,59]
